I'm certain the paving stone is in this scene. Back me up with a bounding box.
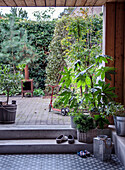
[0,154,124,170]
[0,96,70,125]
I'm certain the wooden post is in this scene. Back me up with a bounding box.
[115,2,124,103]
[105,2,125,104]
[124,12,125,105]
[105,3,115,87]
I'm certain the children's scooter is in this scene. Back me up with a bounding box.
[48,85,69,116]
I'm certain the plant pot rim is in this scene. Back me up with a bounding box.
[0,104,17,108]
[77,128,96,133]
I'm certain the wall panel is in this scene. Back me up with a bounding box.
[105,2,125,104]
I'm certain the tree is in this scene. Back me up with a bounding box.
[0,10,4,17]
[58,7,75,18]
[33,8,55,21]
[10,7,28,19]
[58,9,116,112]
[45,17,70,93]
[0,16,38,72]
[46,9,103,93]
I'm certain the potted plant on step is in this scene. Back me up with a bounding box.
[112,103,125,136]
[74,113,96,143]
[0,64,23,124]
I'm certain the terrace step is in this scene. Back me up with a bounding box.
[0,125,77,139]
[0,139,92,154]
[112,128,125,167]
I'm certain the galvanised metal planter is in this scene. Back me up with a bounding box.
[116,116,125,136]
[70,116,76,128]
[93,135,112,161]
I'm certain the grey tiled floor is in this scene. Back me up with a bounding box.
[0,154,124,170]
[0,96,70,125]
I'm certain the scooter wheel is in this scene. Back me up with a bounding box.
[61,108,66,116]
[49,104,51,112]
[65,108,69,115]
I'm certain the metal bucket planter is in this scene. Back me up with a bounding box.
[93,135,112,161]
[0,104,17,124]
[70,116,76,128]
[116,116,125,136]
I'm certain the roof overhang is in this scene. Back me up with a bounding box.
[0,0,124,7]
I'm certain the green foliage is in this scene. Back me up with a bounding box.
[0,17,55,90]
[85,80,117,112]
[61,10,103,64]
[94,114,109,129]
[58,9,116,119]
[0,16,38,72]
[58,7,75,18]
[26,20,55,89]
[33,8,55,21]
[53,95,65,109]
[33,88,45,96]
[0,86,21,97]
[107,102,125,117]
[45,17,69,92]
[74,113,95,133]
[10,7,28,19]
[0,64,23,104]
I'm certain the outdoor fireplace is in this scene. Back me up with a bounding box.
[21,65,33,97]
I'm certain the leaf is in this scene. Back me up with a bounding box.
[105,72,111,81]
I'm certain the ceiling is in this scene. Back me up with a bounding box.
[0,0,124,7]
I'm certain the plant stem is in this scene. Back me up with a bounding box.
[7,90,9,105]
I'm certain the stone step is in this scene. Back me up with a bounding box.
[111,127,125,167]
[0,125,77,139]
[0,139,92,154]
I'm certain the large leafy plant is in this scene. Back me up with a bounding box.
[58,9,116,116]
[94,114,109,129]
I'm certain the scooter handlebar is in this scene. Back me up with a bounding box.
[48,85,60,88]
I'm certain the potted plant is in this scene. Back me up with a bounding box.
[74,113,96,143]
[0,64,23,124]
[112,103,125,136]
[94,113,109,129]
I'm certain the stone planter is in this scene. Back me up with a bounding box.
[77,128,111,143]
[0,104,17,124]
[77,129,97,143]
